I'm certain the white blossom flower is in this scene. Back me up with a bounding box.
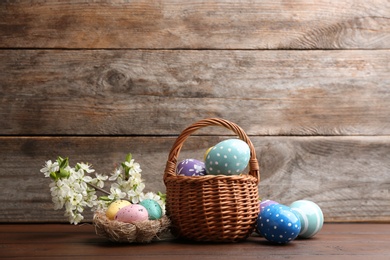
[40,160,59,177]
[127,182,145,203]
[95,199,110,211]
[129,171,143,185]
[77,162,95,174]
[109,167,122,181]
[124,159,135,170]
[141,191,161,201]
[70,168,83,181]
[83,175,93,183]
[108,184,127,200]
[66,210,83,225]
[127,160,142,174]
[91,173,108,188]
[116,178,133,193]
[50,180,69,209]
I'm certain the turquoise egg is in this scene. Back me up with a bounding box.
[289,200,324,238]
[205,139,250,175]
[140,199,162,220]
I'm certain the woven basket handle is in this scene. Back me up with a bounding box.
[164,118,260,184]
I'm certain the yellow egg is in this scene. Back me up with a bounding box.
[106,200,131,220]
[204,146,214,161]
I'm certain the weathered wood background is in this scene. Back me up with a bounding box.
[0,0,389,223]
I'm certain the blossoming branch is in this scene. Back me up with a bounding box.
[40,154,165,224]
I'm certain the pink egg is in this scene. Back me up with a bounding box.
[115,204,149,223]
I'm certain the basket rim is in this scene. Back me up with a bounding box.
[164,118,260,184]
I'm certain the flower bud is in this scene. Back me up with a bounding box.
[99,196,112,201]
[49,171,58,180]
[58,168,70,178]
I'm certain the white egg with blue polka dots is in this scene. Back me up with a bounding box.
[205,139,250,175]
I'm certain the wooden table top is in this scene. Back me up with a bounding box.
[1,223,389,259]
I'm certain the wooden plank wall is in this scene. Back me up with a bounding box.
[0,0,389,223]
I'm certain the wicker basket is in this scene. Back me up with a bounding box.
[164,118,260,242]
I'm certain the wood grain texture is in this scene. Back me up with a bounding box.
[1,49,389,136]
[1,0,389,49]
[1,224,390,259]
[1,0,389,225]
[1,136,389,223]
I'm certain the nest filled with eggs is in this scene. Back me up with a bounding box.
[163,118,260,242]
[93,211,170,243]
[93,199,170,243]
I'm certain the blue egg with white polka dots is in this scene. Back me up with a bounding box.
[257,204,301,244]
[205,139,250,175]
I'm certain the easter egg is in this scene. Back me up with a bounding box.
[115,204,149,223]
[257,204,301,244]
[205,139,250,175]
[176,159,206,176]
[106,200,131,220]
[256,200,279,235]
[140,199,163,220]
[204,146,214,161]
[260,199,279,212]
[289,200,324,238]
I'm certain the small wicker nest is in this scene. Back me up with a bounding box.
[93,211,170,243]
[164,118,260,242]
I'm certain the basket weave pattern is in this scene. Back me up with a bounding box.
[164,118,260,242]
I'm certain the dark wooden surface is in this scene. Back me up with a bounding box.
[1,223,390,259]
